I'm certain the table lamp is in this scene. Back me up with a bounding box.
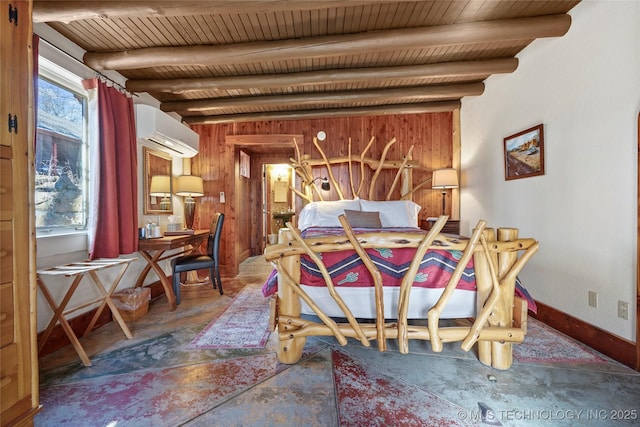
[432,168,458,215]
[176,175,204,229]
[149,175,172,210]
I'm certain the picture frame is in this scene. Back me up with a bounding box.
[503,124,545,180]
[143,147,173,214]
[240,150,250,178]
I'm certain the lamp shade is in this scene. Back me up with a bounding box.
[320,177,330,191]
[149,175,171,196]
[432,168,459,189]
[176,175,204,197]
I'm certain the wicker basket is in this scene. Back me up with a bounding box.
[112,287,151,321]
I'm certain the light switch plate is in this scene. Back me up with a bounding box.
[618,301,629,320]
[588,291,598,308]
[220,192,225,203]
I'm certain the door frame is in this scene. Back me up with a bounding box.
[636,111,639,370]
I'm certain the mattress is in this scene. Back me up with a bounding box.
[299,285,476,318]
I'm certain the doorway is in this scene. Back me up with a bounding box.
[263,163,294,247]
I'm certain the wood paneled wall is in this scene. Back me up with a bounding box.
[235,147,253,262]
[190,112,455,277]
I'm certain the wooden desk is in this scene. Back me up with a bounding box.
[137,230,208,311]
[37,258,135,366]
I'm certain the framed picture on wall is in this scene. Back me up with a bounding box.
[503,124,545,180]
[240,150,250,178]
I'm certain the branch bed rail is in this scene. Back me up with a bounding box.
[264,216,539,370]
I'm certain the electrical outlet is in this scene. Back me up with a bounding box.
[588,291,598,308]
[618,301,629,320]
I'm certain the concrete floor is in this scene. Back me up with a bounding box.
[36,256,640,426]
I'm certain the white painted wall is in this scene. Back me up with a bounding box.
[460,0,640,341]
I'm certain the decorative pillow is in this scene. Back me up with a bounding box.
[359,200,421,228]
[343,209,382,228]
[297,199,362,230]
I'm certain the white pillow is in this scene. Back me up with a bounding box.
[297,200,361,230]
[359,200,421,228]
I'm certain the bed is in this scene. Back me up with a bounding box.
[263,136,539,370]
[264,199,539,370]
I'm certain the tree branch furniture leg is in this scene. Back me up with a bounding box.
[136,230,209,310]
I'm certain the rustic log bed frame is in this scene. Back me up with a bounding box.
[264,137,539,370]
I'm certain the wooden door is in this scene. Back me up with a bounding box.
[0,0,40,423]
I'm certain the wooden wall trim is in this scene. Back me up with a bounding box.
[451,108,461,220]
[226,134,303,147]
[533,301,637,370]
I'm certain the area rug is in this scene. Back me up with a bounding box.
[513,318,608,364]
[188,286,271,349]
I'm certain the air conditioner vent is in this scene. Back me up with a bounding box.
[135,104,199,158]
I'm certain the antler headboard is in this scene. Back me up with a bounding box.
[290,136,433,204]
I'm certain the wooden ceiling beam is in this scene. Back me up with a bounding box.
[33,1,409,23]
[85,15,570,71]
[126,58,517,94]
[160,83,483,113]
[182,101,461,125]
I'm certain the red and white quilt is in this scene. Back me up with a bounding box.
[263,226,537,313]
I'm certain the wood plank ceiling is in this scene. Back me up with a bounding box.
[34,1,580,125]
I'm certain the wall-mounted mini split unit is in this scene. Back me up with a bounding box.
[135,104,199,158]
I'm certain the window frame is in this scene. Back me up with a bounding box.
[35,57,90,237]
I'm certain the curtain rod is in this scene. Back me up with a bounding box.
[38,36,136,98]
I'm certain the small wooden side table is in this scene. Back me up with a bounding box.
[37,258,135,366]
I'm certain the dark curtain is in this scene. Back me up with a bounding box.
[82,78,138,259]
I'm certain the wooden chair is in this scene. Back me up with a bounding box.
[171,213,224,305]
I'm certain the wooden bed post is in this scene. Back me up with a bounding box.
[490,228,519,370]
[473,228,496,366]
[276,234,306,364]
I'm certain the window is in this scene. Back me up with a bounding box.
[35,58,88,233]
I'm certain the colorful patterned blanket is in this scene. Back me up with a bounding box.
[299,226,473,289]
[262,226,536,313]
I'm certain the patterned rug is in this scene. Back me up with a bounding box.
[513,318,608,364]
[332,348,477,426]
[188,286,272,349]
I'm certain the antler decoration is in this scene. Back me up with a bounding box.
[348,138,356,197]
[291,138,325,202]
[368,137,396,200]
[356,136,375,198]
[386,145,414,200]
[291,135,421,202]
[312,136,345,200]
